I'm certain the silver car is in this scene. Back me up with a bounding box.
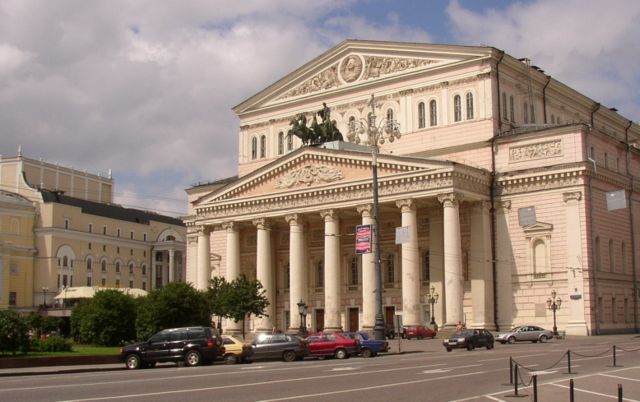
[495,325,554,344]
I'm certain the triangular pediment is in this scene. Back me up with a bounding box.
[523,221,554,233]
[234,40,493,114]
[194,145,453,207]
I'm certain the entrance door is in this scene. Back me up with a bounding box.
[315,309,324,332]
[385,306,396,331]
[348,308,359,331]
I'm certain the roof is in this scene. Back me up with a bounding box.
[40,189,184,226]
[54,286,148,300]
[0,190,34,208]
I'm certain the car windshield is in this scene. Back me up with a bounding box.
[455,329,474,336]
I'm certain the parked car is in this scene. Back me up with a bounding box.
[402,325,436,340]
[221,335,253,364]
[306,332,360,359]
[249,333,309,362]
[495,326,554,344]
[118,326,224,369]
[343,332,389,357]
[443,328,494,351]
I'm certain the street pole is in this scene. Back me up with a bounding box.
[372,146,385,340]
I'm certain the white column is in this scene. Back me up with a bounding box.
[495,200,514,331]
[470,201,495,330]
[438,193,464,327]
[223,222,242,334]
[321,209,342,332]
[285,214,306,333]
[563,192,588,335]
[151,262,157,290]
[429,209,444,328]
[168,249,175,283]
[196,226,211,291]
[254,218,274,332]
[397,199,420,326]
[357,204,375,331]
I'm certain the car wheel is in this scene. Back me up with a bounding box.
[185,350,202,367]
[467,343,475,351]
[125,354,142,370]
[145,362,156,368]
[539,335,548,343]
[335,348,348,359]
[283,350,297,362]
[362,348,373,358]
[418,335,423,340]
[507,336,516,344]
[446,348,452,352]
[486,343,493,350]
[224,354,238,364]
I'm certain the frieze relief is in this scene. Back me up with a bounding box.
[496,172,583,196]
[509,140,562,162]
[275,165,344,189]
[280,64,340,99]
[361,56,438,80]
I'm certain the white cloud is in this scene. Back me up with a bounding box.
[0,43,31,76]
[447,0,640,121]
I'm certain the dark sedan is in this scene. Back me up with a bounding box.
[443,328,494,352]
[248,333,309,362]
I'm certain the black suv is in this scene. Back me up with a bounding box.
[119,326,224,369]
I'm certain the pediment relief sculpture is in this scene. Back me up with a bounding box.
[278,55,440,100]
[275,164,344,189]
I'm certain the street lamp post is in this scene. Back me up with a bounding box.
[547,290,562,336]
[427,286,439,326]
[297,300,308,337]
[350,94,402,340]
[42,286,49,310]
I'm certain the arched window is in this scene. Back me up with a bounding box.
[260,135,266,158]
[609,239,615,271]
[509,96,515,122]
[86,258,92,271]
[453,95,462,122]
[141,264,147,276]
[115,261,120,273]
[350,257,358,286]
[348,116,356,134]
[316,260,324,288]
[386,254,395,284]
[129,263,134,275]
[429,100,437,126]
[533,239,548,277]
[287,132,293,151]
[278,131,284,155]
[386,108,394,130]
[524,102,529,124]
[62,256,68,267]
[502,92,507,120]
[418,102,426,128]
[466,92,474,119]
[251,137,257,160]
[101,260,107,272]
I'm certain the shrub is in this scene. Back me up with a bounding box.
[0,310,29,355]
[39,335,73,352]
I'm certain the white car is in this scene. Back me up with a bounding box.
[495,325,554,344]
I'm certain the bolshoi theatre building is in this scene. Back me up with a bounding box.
[184,40,640,336]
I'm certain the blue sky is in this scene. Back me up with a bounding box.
[1,0,638,216]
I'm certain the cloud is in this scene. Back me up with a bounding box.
[446,0,640,121]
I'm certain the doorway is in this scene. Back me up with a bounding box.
[385,306,396,331]
[315,309,324,332]
[348,307,359,331]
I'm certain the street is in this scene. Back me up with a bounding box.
[2,334,640,402]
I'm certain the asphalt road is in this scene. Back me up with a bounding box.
[2,335,640,402]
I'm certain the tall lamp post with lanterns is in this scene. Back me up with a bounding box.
[349,94,402,340]
[547,290,562,336]
[42,286,49,310]
[427,286,439,327]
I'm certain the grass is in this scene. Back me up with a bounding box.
[1,344,121,358]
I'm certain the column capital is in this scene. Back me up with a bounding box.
[221,222,238,232]
[197,225,211,236]
[437,192,462,208]
[284,213,304,226]
[320,209,338,221]
[356,204,373,218]
[252,218,271,230]
[495,200,512,213]
[563,191,582,203]
[396,198,416,212]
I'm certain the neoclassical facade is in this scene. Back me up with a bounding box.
[185,40,640,336]
[0,152,186,314]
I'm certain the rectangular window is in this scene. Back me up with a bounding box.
[129,280,133,288]
[115,279,120,287]
[422,251,430,283]
[117,229,121,237]
[9,292,17,306]
[87,276,92,286]
[101,278,106,286]
[103,226,107,235]
[102,245,106,252]
[88,242,92,250]
[612,297,617,323]
[142,281,147,290]
[143,233,147,241]
[64,219,69,230]
[88,223,93,233]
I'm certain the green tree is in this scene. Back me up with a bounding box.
[205,276,232,330]
[0,310,29,355]
[135,281,210,340]
[70,290,137,346]
[227,275,270,339]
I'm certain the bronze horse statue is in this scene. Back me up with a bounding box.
[287,104,343,146]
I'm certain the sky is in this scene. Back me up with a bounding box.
[1,0,639,217]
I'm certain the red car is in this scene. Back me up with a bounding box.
[402,325,436,340]
[305,332,360,359]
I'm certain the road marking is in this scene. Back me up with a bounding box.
[421,369,452,374]
[242,365,266,369]
[551,382,640,402]
[529,370,557,375]
[599,373,640,382]
[331,367,357,371]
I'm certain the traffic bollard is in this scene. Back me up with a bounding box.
[533,374,537,402]
[618,384,622,402]
[569,379,574,402]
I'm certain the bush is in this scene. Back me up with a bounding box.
[70,290,137,346]
[39,335,73,352]
[0,310,29,355]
